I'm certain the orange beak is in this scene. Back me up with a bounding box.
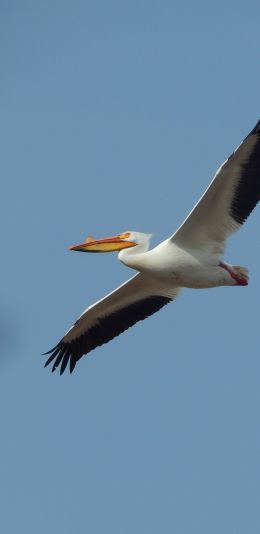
[69,233,137,253]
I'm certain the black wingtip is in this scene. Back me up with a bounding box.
[42,343,60,356]
[44,347,60,368]
[60,350,70,375]
[250,119,260,135]
[43,341,75,375]
[69,356,77,374]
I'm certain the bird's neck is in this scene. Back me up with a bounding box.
[118,246,148,271]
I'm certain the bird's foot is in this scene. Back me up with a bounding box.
[219,262,249,286]
[232,265,249,286]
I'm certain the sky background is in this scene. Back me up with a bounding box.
[1,1,260,533]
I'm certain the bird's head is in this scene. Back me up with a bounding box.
[69,231,152,253]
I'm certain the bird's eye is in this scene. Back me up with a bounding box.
[119,232,130,239]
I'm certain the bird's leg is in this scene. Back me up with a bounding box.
[218,261,249,286]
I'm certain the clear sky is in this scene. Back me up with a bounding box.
[1,1,260,533]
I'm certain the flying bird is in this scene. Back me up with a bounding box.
[44,120,260,374]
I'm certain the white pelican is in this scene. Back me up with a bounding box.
[44,119,260,374]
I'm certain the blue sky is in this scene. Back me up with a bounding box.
[1,1,260,533]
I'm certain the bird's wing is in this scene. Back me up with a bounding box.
[171,120,260,255]
[44,273,180,374]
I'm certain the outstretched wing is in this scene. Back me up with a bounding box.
[171,119,260,255]
[44,273,180,374]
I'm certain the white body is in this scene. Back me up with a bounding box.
[119,240,234,288]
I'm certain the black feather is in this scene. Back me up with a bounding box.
[44,296,172,374]
[230,119,260,224]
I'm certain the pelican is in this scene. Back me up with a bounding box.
[44,119,260,374]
